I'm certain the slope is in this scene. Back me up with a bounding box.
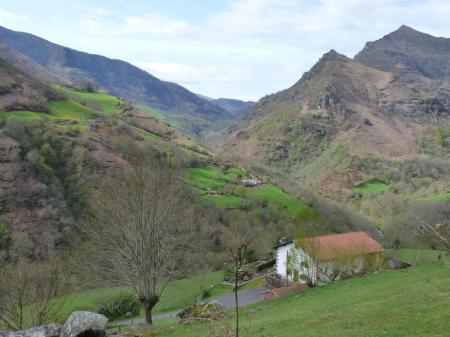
[219,45,450,222]
[0,56,61,112]
[0,63,213,263]
[0,25,230,136]
[161,261,450,337]
[356,25,450,80]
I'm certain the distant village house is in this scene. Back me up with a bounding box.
[276,231,385,286]
[241,176,262,187]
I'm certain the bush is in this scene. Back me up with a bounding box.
[201,287,211,299]
[97,292,140,320]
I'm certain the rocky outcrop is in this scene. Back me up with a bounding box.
[0,312,108,337]
[0,324,62,337]
[61,312,108,337]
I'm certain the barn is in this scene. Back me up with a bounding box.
[275,231,385,286]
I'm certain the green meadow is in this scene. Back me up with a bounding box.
[186,166,310,216]
[58,271,227,323]
[424,192,450,203]
[160,261,450,337]
[352,179,390,195]
[53,85,122,113]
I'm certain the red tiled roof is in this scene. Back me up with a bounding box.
[296,231,384,262]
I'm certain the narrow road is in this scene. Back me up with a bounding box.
[112,287,269,326]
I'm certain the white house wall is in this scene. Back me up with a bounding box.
[275,243,294,278]
[276,244,317,284]
[289,246,317,284]
[276,244,378,285]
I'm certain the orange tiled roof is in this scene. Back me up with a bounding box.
[296,231,384,262]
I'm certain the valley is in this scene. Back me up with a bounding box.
[0,12,449,337]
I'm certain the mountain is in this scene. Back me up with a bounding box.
[0,62,214,261]
[355,25,450,80]
[0,25,230,136]
[0,56,61,112]
[219,45,450,206]
[0,43,61,83]
[198,94,254,116]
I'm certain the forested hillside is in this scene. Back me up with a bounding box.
[218,29,450,232]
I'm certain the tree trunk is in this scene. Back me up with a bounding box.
[234,270,239,337]
[139,294,159,325]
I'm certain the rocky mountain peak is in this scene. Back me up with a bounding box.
[355,26,450,80]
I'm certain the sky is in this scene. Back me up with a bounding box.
[1,0,450,101]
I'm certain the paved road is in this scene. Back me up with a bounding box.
[113,287,269,326]
[211,287,268,308]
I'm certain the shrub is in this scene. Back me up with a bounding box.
[97,292,140,320]
[201,287,212,299]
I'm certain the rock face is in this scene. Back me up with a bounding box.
[60,312,108,337]
[355,25,450,80]
[0,324,62,337]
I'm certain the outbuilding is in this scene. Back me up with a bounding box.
[275,231,385,285]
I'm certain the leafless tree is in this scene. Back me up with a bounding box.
[224,222,254,337]
[0,259,69,330]
[416,217,450,253]
[79,158,193,325]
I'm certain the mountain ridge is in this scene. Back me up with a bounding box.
[0,25,231,136]
[219,27,450,205]
[355,25,450,80]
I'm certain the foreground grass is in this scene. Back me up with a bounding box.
[161,262,450,337]
[60,271,227,322]
[390,248,446,265]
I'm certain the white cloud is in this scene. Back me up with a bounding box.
[79,9,197,38]
[6,1,450,100]
[122,15,197,37]
[0,7,29,27]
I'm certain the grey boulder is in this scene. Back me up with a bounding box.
[61,311,108,337]
[0,324,62,337]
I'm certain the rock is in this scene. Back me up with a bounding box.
[177,303,226,324]
[61,311,108,337]
[385,256,412,269]
[44,324,61,337]
[0,324,62,337]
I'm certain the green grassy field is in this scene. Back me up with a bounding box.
[352,179,390,195]
[137,104,177,127]
[186,166,309,216]
[186,166,235,190]
[159,261,450,337]
[59,271,227,322]
[390,248,446,265]
[53,85,121,113]
[200,194,244,209]
[48,99,93,120]
[4,110,54,121]
[4,108,89,131]
[246,184,310,216]
[424,192,450,202]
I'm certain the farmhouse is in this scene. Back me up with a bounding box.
[241,178,262,187]
[275,231,385,285]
